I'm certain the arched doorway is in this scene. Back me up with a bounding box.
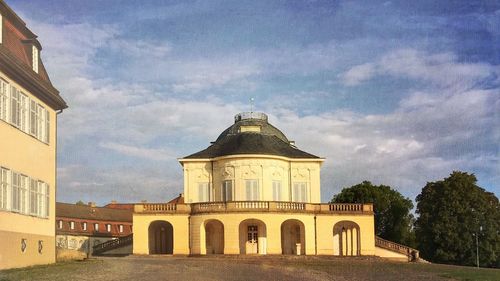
[148,220,173,254]
[239,219,267,254]
[281,219,306,255]
[205,220,224,254]
[333,221,360,256]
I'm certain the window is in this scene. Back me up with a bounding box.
[245,179,259,201]
[37,181,45,217]
[29,179,37,215]
[119,224,124,233]
[19,93,29,133]
[272,181,282,201]
[222,180,233,202]
[198,182,209,202]
[293,182,308,202]
[36,104,44,140]
[0,167,10,209]
[44,183,49,217]
[32,46,39,73]
[19,175,28,214]
[0,79,8,122]
[10,86,19,127]
[94,223,99,231]
[11,172,19,212]
[44,110,50,143]
[70,221,75,230]
[106,224,111,232]
[82,222,87,231]
[29,100,37,136]
[0,13,3,45]
[58,220,63,229]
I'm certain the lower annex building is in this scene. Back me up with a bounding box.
[132,112,415,259]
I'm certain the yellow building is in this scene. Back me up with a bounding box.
[0,0,67,269]
[133,112,397,257]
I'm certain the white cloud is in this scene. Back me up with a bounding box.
[339,63,376,86]
[99,142,174,161]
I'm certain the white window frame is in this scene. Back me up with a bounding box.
[82,222,87,231]
[221,180,233,202]
[293,182,308,203]
[197,182,209,202]
[119,224,124,233]
[94,223,99,231]
[106,224,111,232]
[58,220,63,229]
[245,179,259,201]
[272,180,282,201]
[0,13,3,45]
[0,167,10,210]
[10,86,19,127]
[19,92,29,133]
[29,178,37,215]
[0,79,9,122]
[44,109,50,143]
[70,221,75,230]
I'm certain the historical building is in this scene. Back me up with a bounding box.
[56,202,133,256]
[0,0,67,269]
[133,112,389,257]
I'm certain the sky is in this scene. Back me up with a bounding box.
[7,0,499,205]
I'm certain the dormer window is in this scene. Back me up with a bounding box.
[32,46,39,73]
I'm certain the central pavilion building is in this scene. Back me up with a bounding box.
[132,112,379,256]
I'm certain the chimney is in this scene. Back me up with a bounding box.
[88,202,96,207]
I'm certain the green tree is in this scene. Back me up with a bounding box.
[331,181,416,247]
[75,200,85,205]
[415,171,499,267]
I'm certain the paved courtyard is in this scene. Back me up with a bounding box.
[1,255,499,281]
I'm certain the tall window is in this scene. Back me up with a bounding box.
[44,110,50,143]
[70,221,75,230]
[293,182,308,203]
[19,175,28,214]
[0,167,10,209]
[94,223,99,231]
[198,182,209,202]
[0,79,8,122]
[11,172,19,212]
[272,180,282,201]
[82,222,87,231]
[45,183,49,217]
[19,93,29,133]
[30,179,37,215]
[119,224,124,233]
[10,86,19,127]
[29,100,37,136]
[106,224,111,232]
[58,220,63,229]
[222,180,233,202]
[245,179,259,201]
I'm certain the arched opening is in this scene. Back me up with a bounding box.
[239,219,267,254]
[205,220,224,254]
[281,219,306,255]
[333,221,360,256]
[148,220,174,254]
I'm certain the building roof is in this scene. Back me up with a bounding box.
[183,112,320,159]
[56,202,132,222]
[0,0,67,110]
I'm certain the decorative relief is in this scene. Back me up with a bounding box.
[271,166,284,178]
[221,166,234,179]
[292,168,308,180]
[242,165,261,178]
[195,168,210,181]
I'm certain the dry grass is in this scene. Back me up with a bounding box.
[0,255,498,281]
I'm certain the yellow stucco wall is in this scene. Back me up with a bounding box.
[181,156,322,204]
[133,214,190,255]
[132,211,374,256]
[374,246,409,261]
[0,72,58,269]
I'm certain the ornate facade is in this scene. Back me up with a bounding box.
[133,112,378,256]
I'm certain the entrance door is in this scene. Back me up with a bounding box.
[246,225,258,254]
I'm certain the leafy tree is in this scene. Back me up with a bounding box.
[75,200,85,205]
[415,171,499,268]
[331,181,416,247]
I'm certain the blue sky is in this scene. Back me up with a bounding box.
[8,0,499,204]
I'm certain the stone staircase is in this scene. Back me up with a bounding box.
[92,234,133,256]
[375,236,419,262]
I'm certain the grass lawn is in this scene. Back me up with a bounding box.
[0,256,498,281]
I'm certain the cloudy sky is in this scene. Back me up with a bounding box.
[8,0,499,205]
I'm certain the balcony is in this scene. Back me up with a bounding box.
[134,201,373,215]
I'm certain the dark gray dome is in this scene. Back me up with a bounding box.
[215,112,289,143]
[183,112,320,159]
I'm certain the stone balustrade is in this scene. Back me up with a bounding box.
[135,201,373,215]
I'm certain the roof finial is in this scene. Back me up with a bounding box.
[250,97,255,117]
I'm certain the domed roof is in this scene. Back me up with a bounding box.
[183,112,320,159]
